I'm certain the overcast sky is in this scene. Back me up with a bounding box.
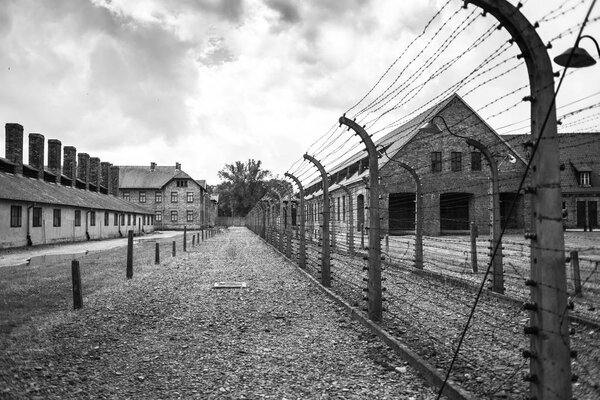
[0,0,598,185]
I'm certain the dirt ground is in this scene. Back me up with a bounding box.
[0,227,444,399]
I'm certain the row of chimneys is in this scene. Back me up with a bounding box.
[4,123,120,195]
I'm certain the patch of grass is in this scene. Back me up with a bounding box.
[0,238,180,336]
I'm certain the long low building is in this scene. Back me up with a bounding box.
[0,123,154,249]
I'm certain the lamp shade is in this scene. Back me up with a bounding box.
[553,46,597,68]
[419,121,443,134]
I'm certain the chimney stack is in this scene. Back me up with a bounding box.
[175,162,181,171]
[89,157,101,191]
[48,139,62,178]
[77,153,90,190]
[150,162,156,171]
[28,133,45,179]
[5,123,23,174]
[110,165,120,196]
[101,161,111,190]
[63,146,77,186]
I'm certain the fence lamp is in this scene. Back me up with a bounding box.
[554,35,600,68]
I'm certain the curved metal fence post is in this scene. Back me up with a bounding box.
[466,1,571,398]
[285,172,306,269]
[339,116,382,322]
[395,161,424,270]
[303,154,331,287]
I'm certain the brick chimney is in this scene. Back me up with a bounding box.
[48,139,62,177]
[175,162,181,171]
[28,133,45,179]
[5,123,23,174]
[150,161,156,171]
[77,153,90,190]
[110,165,120,196]
[101,161,111,190]
[89,157,100,191]
[63,146,77,186]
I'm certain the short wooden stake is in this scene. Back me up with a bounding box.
[570,251,582,297]
[172,241,176,257]
[183,226,187,252]
[155,242,160,265]
[126,230,133,279]
[470,222,478,273]
[71,260,83,309]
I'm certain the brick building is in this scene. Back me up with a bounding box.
[113,163,209,230]
[505,132,600,231]
[304,94,528,237]
[0,124,154,249]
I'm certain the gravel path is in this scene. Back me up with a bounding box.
[1,227,442,399]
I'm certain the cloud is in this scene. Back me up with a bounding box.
[264,0,301,24]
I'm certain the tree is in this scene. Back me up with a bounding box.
[216,159,272,217]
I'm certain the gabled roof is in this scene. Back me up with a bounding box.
[195,179,207,190]
[308,94,458,188]
[306,93,526,191]
[0,172,153,214]
[118,166,193,189]
[504,131,600,193]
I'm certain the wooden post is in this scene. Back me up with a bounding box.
[192,234,196,247]
[286,229,292,259]
[126,230,133,279]
[155,243,160,265]
[71,260,83,309]
[172,241,176,257]
[385,234,389,255]
[202,229,204,241]
[470,222,478,273]
[183,226,187,252]
[570,251,582,297]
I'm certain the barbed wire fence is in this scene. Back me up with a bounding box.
[247,1,600,399]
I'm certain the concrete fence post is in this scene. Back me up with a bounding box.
[470,222,478,274]
[570,250,582,297]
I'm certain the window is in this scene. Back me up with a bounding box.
[580,171,591,187]
[139,192,146,203]
[431,152,442,173]
[32,207,42,227]
[187,210,194,222]
[90,211,96,226]
[114,213,118,226]
[171,192,178,203]
[337,197,341,221]
[74,210,81,227]
[133,214,137,225]
[123,191,130,201]
[120,214,125,226]
[155,211,162,222]
[155,191,162,203]
[187,192,194,203]
[104,212,109,226]
[176,180,188,187]
[53,209,61,227]
[451,152,462,172]
[10,205,22,227]
[342,196,346,221]
[471,152,482,171]
[171,211,178,222]
[127,214,131,225]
